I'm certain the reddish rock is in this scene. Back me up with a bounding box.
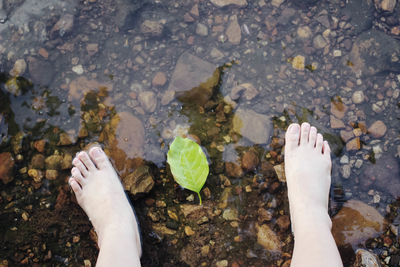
[330,116,345,129]
[258,208,272,223]
[152,72,167,87]
[69,76,113,101]
[34,139,46,153]
[332,200,385,247]
[340,130,354,142]
[276,215,290,231]
[331,100,347,119]
[225,162,243,178]
[241,151,259,171]
[0,152,14,184]
[346,137,361,151]
[367,120,387,138]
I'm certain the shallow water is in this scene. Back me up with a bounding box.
[0,0,400,266]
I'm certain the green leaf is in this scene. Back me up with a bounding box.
[167,136,209,205]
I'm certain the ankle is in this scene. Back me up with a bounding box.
[291,208,332,237]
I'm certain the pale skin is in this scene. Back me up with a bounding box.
[285,122,343,267]
[69,122,342,267]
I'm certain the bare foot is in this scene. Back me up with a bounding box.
[69,147,142,258]
[284,122,332,234]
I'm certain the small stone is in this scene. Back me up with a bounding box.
[331,100,347,119]
[152,72,167,87]
[226,15,241,45]
[225,162,243,178]
[340,130,354,142]
[292,55,305,70]
[45,155,63,170]
[297,26,312,39]
[72,65,84,75]
[271,0,285,7]
[184,226,195,236]
[138,91,157,113]
[123,165,155,195]
[330,116,345,129]
[241,151,259,171]
[379,0,397,12]
[256,224,282,251]
[86,43,99,56]
[223,208,239,221]
[210,48,224,59]
[340,155,349,164]
[273,164,286,182]
[38,48,49,59]
[31,154,45,169]
[355,159,363,168]
[168,210,179,221]
[346,138,361,151]
[190,4,199,16]
[333,50,342,57]
[10,59,27,76]
[232,108,272,144]
[201,245,210,256]
[216,260,228,267]
[0,152,14,184]
[28,169,43,183]
[258,208,272,223]
[276,215,290,231]
[141,20,163,36]
[21,212,29,221]
[368,120,387,138]
[341,164,351,179]
[313,35,328,49]
[210,0,248,7]
[196,23,208,36]
[353,249,381,267]
[51,14,74,37]
[352,90,365,104]
[45,170,58,180]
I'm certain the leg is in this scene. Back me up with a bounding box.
[69,147,141,267]
[285,123,343,267]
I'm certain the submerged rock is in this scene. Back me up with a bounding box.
[210,0,248,7]
[332,200,386,247]
[349,29,400,76]
[226,15,241,45]
[69,76,113,100]
[367,120,387,138]
[0,152,14,184]
[167,52,219,106]
[123,165,154,196]
[256,223,282,251]
[140,20,163,36]
[28,57,55,86]
[341,0,374,34]
[353,249,381,267]
[232,108,272,144]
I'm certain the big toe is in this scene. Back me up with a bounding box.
[89,146,111,170]
[285,123,300,152]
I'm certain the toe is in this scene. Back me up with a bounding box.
[78,152,97,172]
[323,141,331,156]
[309,126,317,147]
[285,123,300,152]
[73,157,89,177]
[316,133,323,152]
[89,146,110,170]
[69,177,83,199]
[71,167,86,186]
[300,122,310,145]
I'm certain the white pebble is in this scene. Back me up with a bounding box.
[352,90,364,104]
[333,50,342,57]
[72,65,84,75]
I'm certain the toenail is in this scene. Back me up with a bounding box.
[289,124,299,133]
[92,147,102,157]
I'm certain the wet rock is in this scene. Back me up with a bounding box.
[61,154,73,170]
[196,23,208,36]
[346,137,361,151]
[72,65,84,75]
[332,200,385,247]
[223,208,239,221]
[69,76,113,100]
[230,83,258,101]
[353,249,381,267]
[210,48,224,59]
[86,43,99,56]
[349,29,400,76]
[330,116,345,129]
[51,14,74,37]
[152,223,176,235]
[271,0,285,7]
[375,0,397,12]
[184,226,195,236]
[292,55,305,70]
[167,52,219,106]
[58,132,73,146]
[276,215,290,231]
[364,154,400,198]
[138,91,157,113]
[28,169,43,183]
[216,260,228,267]
[331,100,347,119]
[123,165,154,196]
[28,57,55,86]
[241,151,259,171]
[313,35,328,49]
[31,154,45,169]
[34,140,46,153]
[101,112,145,174]
[152,72,167,87]
[342,0,374,34]
[4,78,21,96]
[10,59,27,76]
[367,120,387,138]
[45,169,58,180]
[0,152,14,184]
[341,164,351,179]
[226,15,241,45]
[232,108,272,144]
[297,26,312,39]
[140,20,163,36]
[225,162,243,178]
[45,154,63,170]
[352,90,365,104]
[210,0,248,7]
[218,187,232,209]
[258,208,272,223]
[256,224,282,251]
[273,163,286,182]
[180,204,210,221]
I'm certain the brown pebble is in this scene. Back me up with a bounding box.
[367,120,387,138]
[34,140,46,153]
[38,48,49,59]
[276,215,290,231]
[241,151,259,171]
[225,162,243,178]
[346,137,361,151]
[152,72,167,87]
[340,130,354,142]
[330,116,345,129]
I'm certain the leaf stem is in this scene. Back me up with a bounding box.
[197,192,202,205]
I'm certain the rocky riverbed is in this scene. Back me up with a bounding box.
[0,0,400,266]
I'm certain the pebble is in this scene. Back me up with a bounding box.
[196,23,208,36]
[0,152,14,184]
[152,72,167,87]
[141,20,163,36]
[72,65,84,75]
[256,224,281,251]
[210,48,224,59]
[333,50,342,57]
[297,26,312,39]
[341,164,351,179]
[292,55,305,70]
[45,169,58,180]
[352,90,365,104]
[216,260,228,267]
[368,120,387,138]
[271,0,285,7]
[340,155,349,164]
[346,137,361,151]
[210,0,248,7]
[138,91,157,113]
[313,35,328,49]
[241,151,259,170]
[86,43,99,56]
[226,15,241,45]
[51,14,74,37]
[184,226,195,236]
[355,159,363,168]
[10,59,27,76]
[273,163,286,182]
[222,208,239,221]
[330,115,345,129]
[379,0,397,12]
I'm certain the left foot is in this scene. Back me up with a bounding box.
[69,146,141,256]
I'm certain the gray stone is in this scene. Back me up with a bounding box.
[167,52,219,106]
[141,20,163,36]
[196,23,208,36]
[210,48,224,59]
[297,26,312,39]
[10,59,26,76]
[232,108,272,144]
[341,164,351,179]
[313,35,328,49]
[28,57,55,86]
[51,14,74,37]
[349,29,400,76]
[341,0,374,34]
[138,91,157,113]
[210,0,247,7]
[226,15,241,45]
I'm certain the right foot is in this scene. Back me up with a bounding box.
[284,122,332,234]
[69,146,141,256]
